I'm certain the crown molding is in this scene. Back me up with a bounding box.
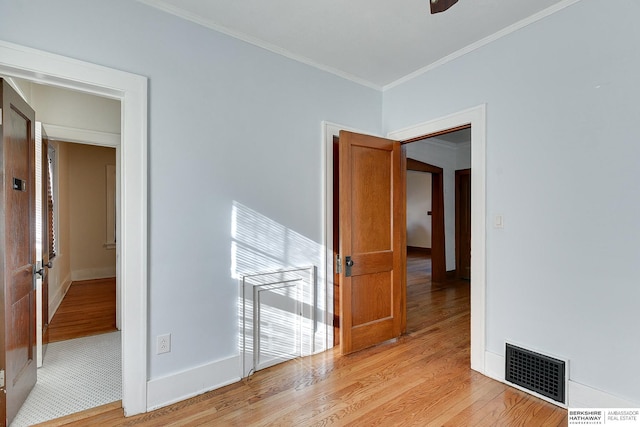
[138,0,583,92]
[137,0,382,91]
[383,0,584,91]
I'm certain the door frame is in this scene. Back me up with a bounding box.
[405,158,446,283]
[323,105,486,373]
[387,104,486,373]
[455,168,471,280]
[0,40,148,415]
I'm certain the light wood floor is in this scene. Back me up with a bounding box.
[38,252,568,426]
[47,278,117,343]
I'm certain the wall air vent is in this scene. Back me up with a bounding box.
[505,343,566,404]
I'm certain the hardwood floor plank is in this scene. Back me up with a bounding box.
[38,251,567,426]
[47,278,117,342]
[31,402,123,427]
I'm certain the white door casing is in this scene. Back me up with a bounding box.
[0,40,148,416]
[387,104,487,373]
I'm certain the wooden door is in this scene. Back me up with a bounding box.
[0,79,37,425]
[455,169,471,280]
[338,131,406,355]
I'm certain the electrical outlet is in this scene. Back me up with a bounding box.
[157,333,171,354]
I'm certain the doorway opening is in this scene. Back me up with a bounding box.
[406,126,471,281]
[323,104,486,371]
[330,128,470,344]
[2,81,122,424]
[405,158,445,283]
[0,40,148,418]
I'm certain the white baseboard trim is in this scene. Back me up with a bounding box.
[49,274,72,320]
[484,351,638,408]
[147,355,241,411]
[568,381,639,409]
[484,350,505,381]
[71,267,117,281]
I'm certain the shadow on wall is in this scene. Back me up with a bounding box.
[230,201,326,376]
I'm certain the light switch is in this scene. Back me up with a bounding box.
[494,215,504,229]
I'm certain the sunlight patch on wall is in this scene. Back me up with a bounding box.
[231,201,328,374]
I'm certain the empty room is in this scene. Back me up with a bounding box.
[1,0,639,425]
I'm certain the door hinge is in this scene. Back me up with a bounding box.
[0,108,3,125]
[0,369,4,388]
[336,255,342,274]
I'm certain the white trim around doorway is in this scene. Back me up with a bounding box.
[387,104,487,374]
[0,40,148,416]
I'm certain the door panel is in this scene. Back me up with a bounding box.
[339,131,406,354]
[351,272,392,326]
[1,79,37,425]
[351,146,391,253]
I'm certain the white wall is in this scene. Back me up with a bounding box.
[30,84,121,135]
[407,140,470,271]
[406,171,431,248]
[384,0,640,405]
[0,0,381,399]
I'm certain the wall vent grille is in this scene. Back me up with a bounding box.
[505,343,565,403]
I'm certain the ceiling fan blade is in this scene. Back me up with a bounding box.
[430,0,458,14]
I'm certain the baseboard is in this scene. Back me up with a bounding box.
[568,381,639,409]
[484,350,505,381]
[72,267,117,281]
[49,273,72,321]
[484,350,638,408]
[146,355,241,411]
[407,246,431,254]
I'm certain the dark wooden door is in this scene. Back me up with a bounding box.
[455,169,471,280]
[1,79,37,425]
[338,131,406,354]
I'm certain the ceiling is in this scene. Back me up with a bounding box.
[432,127,470,145]
[140,0,578,89]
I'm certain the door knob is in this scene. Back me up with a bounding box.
[345,256,354,277]
[34,261,53,277]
